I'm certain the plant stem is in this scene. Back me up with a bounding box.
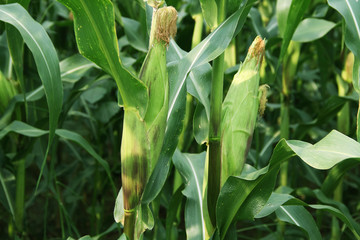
[124,210,136,240]
[357,99,360,142]
[208,47,225,228]
[207,0,226,226]
[15,159,25,233]
[278,40,299,236]
[279,94,289,187]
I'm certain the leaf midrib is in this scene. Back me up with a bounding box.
[183,154,206,240]
[344,0,360,39]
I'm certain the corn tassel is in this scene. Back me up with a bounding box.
[220,36,265,186]
[121,6,177,240]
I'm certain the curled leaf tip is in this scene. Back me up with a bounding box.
[155,6,177,45]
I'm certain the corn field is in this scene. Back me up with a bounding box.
[0,0,360,239]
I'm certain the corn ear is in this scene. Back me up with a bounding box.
[140,6,177,173]
[220,36,265,186]
[120,6,177,239]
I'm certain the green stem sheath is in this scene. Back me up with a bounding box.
[124,210,136,240]
[207,0,226,227]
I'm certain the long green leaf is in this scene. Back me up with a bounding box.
[256,192,360,239]
[292,18,336,42]
[276,205,322,240]
[168,40,212,120]
[172,150,206,240]
[5,0,30,107]
[0,3,62,142]
[56,0,148,117]
[327,0,360,59]
[216,130,360,239]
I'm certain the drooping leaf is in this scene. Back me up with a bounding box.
[313,189,360,238]
[0,120,48,139]
[292,18,336,42]
[256,191,360,239]
[0,3,62,142]
[286,130,360,169]
[172,150,207,240]
[327,0,360,59]
[56,0,148,117]
[216,130,360,239]
[276,205,322,240]
[5,0,30,102]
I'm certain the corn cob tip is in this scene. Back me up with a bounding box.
[247,36,265,68]
[155,6,177,45]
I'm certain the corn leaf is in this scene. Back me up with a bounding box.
[276,205,322,240]
[0,3,62,142]
[276,0,292,37]
[328,0,360,59]
[172,150,207,240]
[292,18,336,43]
[0,4,62,190]
[57,0,148,117]
[216,130,360,240]
[5,0,30,99]
[122,17,148,52]
[199,0,218,29]
[256,192,360,239]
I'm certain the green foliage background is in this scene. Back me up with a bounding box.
[0,0,359,239]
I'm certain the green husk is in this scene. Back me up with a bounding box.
[220,36,265,186]
[120,6,177,239]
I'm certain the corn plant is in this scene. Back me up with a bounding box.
[0,0,360,240]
